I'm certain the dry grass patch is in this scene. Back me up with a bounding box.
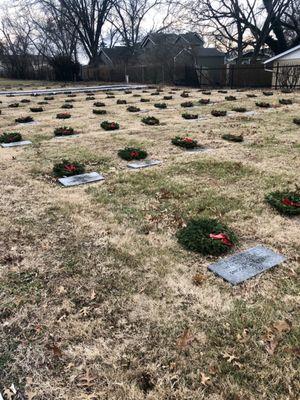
[0,82,299,400]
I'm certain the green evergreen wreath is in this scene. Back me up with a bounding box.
[293,118,300,125]
[15,116,34,123]
[182,113,198,120]
[56,113,71,119]
[225,96,237,101]
[127,106,140,112]
[118,147,148,161]
[0,132,22,143]
[30,107,43,112]
[54,127,76,136]
[211,110,227,117]
[177,218,238,256]
[232,107,247,113]
[199,98,210,105]
[154,103,167,109]
[101,121,120,130]
[94,102,105,107]
[171,136,198,149]
[93,109,107,115]
[181,101,194,108]
[265,190,300,216]
[117,99,127,104]
[141,116,159,125]
[256,102,270,108]
[61,103,73,109]
[279,99,292,105]
[53,159,85,178]
[222,134,244,142]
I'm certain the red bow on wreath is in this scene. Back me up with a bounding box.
[130,151,139,158]
[282,198,300,207]
[209,233,233,247]
[64,164,76,172]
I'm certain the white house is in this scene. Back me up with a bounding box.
[263,45,300,88]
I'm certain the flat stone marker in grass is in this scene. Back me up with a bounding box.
[185,147,210,154]
[58,172,105,187]
[127,159,162,169]
[208,245,285,285]
[54,134,80,139]
[1,140,32,148]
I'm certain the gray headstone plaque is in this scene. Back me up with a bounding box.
[127,159,162,169]
[58,172,104,187]
[54,134,80,140]
[1,140,32,148]
[186,147,210,153]
[208,245,285,285]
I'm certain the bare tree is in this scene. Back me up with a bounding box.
[31,0,114,64]
[182,0,300,63]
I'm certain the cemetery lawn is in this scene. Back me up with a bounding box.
[0,82,299,400]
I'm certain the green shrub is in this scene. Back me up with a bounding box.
[101,121,119,130]
[265,190,300,216]
[222,133,244,142]
[0,132,22,143]
[118,147,148,161]
[177,218,237,256]
[53,159,85,178]
[171,136,199,149]
[182,113,198,120]
[141,116,159,125]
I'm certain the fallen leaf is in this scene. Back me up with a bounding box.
[200,372,211,386]
[236,329,249,343]
[192,273,208,286]
[47,343,63,358]
[222,352,238,363]
[265,338,278,355]
[176,329,195,351]
[273,320,291,334]
[76,369,97,389]
[90,290,96,300]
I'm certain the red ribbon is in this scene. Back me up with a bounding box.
[130,151,139,158]
[64,164,77,172]
[282,198,300,207]
[209,233,233,247]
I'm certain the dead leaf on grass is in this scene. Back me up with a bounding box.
[200,372,211,386]
[192,273,208,286]
[273,319,292,334]
[176,328,195,351]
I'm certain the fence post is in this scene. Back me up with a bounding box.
[275,63,279,89]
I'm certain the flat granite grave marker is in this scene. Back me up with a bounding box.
[1,140,32,148]
[58,172,105,187]
[186,147,210,154]
[127,159,162,169]
[208,245,285,285]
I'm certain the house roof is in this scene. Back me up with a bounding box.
[263,44,300,64]
[141,32,204,47]
[98,47,135,64]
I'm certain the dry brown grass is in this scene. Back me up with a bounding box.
[0,82,299,400]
